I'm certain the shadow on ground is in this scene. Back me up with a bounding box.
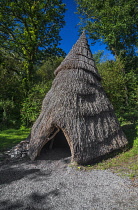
[0,167,40,185]
[0,190,60,210]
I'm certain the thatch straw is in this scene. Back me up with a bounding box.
[28,32,128,164]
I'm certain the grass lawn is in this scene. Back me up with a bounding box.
[0,128,30,152]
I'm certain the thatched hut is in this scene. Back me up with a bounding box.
[28,32,128,164]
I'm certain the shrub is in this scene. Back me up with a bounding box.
[21,82,52,127]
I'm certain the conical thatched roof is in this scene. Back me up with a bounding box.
[28,32,128,164]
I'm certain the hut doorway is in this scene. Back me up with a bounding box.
[38,129,71,160]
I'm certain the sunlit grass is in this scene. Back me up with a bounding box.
[0,128,30,151]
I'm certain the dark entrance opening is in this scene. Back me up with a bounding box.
[38,130,71,161]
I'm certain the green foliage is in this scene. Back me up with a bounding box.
[93,50,104,64]
[21,82,52,127]
[97,58,138,120]
[97,59,127,112]
[20,56,63,127]
[76,0,138,57]
[0,0,66,128]
[0,51,25,128]
[36,56,64,82]
[0,0,66,84]
[0,49,63,128]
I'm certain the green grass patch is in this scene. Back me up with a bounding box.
[0,128,30,151]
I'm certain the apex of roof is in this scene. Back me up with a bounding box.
[75,30,88,46]
[54,31,101,80]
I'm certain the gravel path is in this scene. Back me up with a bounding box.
[0,148,138,210]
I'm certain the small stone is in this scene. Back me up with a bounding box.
[11,154,15,158]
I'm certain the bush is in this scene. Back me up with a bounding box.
[97,59,127,113]
[97,59,138,122]
[21,81,52,127]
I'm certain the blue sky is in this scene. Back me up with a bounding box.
[59,0,115,61]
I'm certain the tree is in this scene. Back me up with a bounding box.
[97,59,138,122]
[21,56,64,127]
[76,0,138,58]
[36,56,64,82]
[97,60,127,112]
[0,50,24,128]
[0,0,66,86]
[93,50,104,64]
